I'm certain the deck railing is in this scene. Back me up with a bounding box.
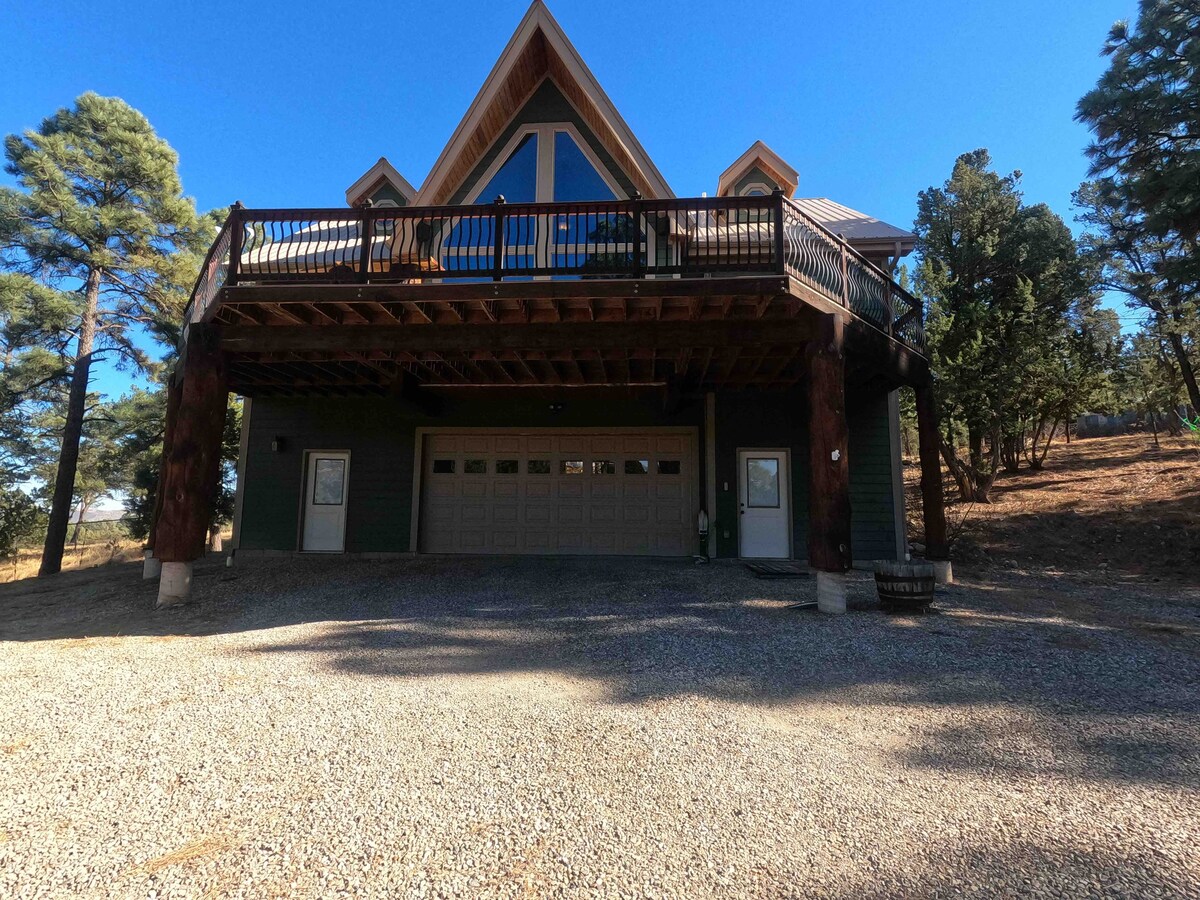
[184,194,925,355]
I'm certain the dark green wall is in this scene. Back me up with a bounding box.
[240,387,899,561]
[712,389,899,562]
[448,79,637,204]
[241,388,702,554]
[730,165,780,196]
[368,183,409,207]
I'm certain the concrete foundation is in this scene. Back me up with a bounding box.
[141,552,161,580]
[156,561,193,608]
[816,571,848,615]
[931,559,954,586]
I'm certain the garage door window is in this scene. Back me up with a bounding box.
[496,460,519,474]
[624,459,649,475]
[657,460,681,475]
[432,459,456,474]
[528,460,551,474]
[561,460,584,475]
[465,460,487,474]
[591,460,616,475]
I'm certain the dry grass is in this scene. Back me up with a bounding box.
[0,540,144,584]
[907,433,1200,582]
[128,835,233,876]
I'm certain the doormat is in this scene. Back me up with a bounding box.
[745,562,810,579]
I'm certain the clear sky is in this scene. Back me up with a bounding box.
[3,0,1138,403]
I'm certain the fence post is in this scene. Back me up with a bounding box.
[358,199,374,283]
[773,190,786,275]
[839,235,849,308]
[225,201,244,288]
[630,192,644,279]
[492,195,506,283]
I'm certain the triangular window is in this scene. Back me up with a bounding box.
[475,132,538,204]
[553,130,617,202]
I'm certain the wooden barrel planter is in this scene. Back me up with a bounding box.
[874,561,935,612]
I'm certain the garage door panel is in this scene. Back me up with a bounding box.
[420,430,695,556]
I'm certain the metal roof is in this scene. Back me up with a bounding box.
[791,198,915,247]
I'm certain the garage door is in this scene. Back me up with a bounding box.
[419,430,697,555]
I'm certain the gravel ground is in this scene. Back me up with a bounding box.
[1,556,1198,899]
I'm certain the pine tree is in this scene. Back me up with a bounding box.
[0,93,201,575]
[1076,1,1200,410]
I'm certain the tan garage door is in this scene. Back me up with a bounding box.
[419,430,697,555]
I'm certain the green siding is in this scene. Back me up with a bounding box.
[713,389,898,563]
[239,387,899,561]
[369,183,409,207]
[448,79,637,204]
[730,165,781,196]
[241,389,702,553]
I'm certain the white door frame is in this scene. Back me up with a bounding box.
[736,447,792,559]
[299,450,351,553]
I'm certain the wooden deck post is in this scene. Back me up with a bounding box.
[807,314,852,613]
[914,381,952,584]
[142,377,183,580]
[154,324,229,607]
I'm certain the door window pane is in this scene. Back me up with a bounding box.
[312,458,345,506]
[496,460,519,474]
[528,460,551,474]
[432,459,455,474]
[656,460,681,475]
[464,459,487,474]
[591,460,616,475]
[560,460,584,475]
[747,458,780,508]
[624,459,649,475]
[553,131,617,202]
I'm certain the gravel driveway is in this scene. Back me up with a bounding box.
[1,556,1198,898]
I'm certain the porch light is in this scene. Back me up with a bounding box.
[271,436,286,453]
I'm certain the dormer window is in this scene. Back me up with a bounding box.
[739,183,773,197]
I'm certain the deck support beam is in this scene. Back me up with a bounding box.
[154,325,229,607]
[914,381,951,583]
[806,314,852,612]
[143,377,183,579]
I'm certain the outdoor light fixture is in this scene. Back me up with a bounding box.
[271,436,286,453]
[548,403,565,415]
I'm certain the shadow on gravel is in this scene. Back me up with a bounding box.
[3,555,1198,788]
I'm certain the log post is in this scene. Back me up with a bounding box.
[807,314,852,613]
[142,377,183,580]
[154,324,228,607]
[914,381,952,584]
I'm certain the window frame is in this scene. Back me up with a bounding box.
[463,122,626,205]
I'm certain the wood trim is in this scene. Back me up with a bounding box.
[220,318,815,355]
[230,396,252,550]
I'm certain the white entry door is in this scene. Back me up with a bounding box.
[738,450,790,558]
[302,452,349,552]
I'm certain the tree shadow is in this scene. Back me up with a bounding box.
[3,554,1197,791]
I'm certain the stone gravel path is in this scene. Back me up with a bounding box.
[1,556,1198,898]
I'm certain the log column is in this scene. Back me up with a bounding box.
[154,324,228,607]
[807,314,852,613]
[142,377,182,580]
[914,380,952,584]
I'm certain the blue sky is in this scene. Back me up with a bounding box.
[4,0,1138,402]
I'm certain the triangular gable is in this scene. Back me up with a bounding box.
[717,141,799,198]
[415,0,672,205]
[345,157,417,207]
